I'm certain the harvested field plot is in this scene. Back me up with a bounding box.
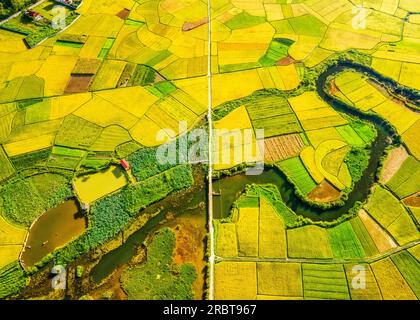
[308,180,340,202]
[64,75,93,94]
[263,133,305,163]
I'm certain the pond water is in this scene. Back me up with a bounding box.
[21,199,87,267]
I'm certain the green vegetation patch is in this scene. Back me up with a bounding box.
[288,14,327,38]
[128,138,193,181]
[0,173,72,226]
[350,217,379,257]
[47,146,86,170]
[128,65,157,86]
[246,96,302,137]
[17,98,43,110]
[121,228,196,300]
[242,184,298,226]
[0,147,15,182]
[55,40,84,48]
[327,221,365,259]
[236,196,259,208]
[259,38,294,66]
[124,19,145,27]
[277,157,316,195]
[98,38,115,59]
[344,147,370,184]
[225,12,266,30]
[145,50,171,66]
[386,156,420,199]
[10,148,51,170]
[0,75,45,103]
[219,62,260,73]
[55,115,102,149]
[123,164,193,214]
[335,125,365,146]
[348,117,377,144]
[24,99,51,124]
[0,262,27,299]
[154,81,177,96]
[115,141,142,159]
[25,12,80,48]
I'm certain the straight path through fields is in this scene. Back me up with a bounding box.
[207,0,215,301]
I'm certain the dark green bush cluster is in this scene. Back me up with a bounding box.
[0,173,72,226]
[345,147,370,184]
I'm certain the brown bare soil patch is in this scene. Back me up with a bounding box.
[263,133,305,163]
[358,209,397,252]
[172,214,206,300]
[380,146,409,183]
[403,192,420,207]
[307,180,341,202]
[329,79,339,95]
[116,8,130,20]
[276,56,295,66]
[65,75,93,93]
[182,18,208,31]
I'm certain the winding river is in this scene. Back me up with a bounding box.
[90,61,418,282]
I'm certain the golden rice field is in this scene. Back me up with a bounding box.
[74,165,128,203]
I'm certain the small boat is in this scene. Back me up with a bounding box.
[42,240,49,246]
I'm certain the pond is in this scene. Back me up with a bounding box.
[21,198,87,268]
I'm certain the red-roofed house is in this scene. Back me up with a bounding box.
[120,159,130,171]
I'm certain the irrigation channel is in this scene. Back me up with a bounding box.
[86,62,416,286]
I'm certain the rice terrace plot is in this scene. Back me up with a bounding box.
[0,0,419,303]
